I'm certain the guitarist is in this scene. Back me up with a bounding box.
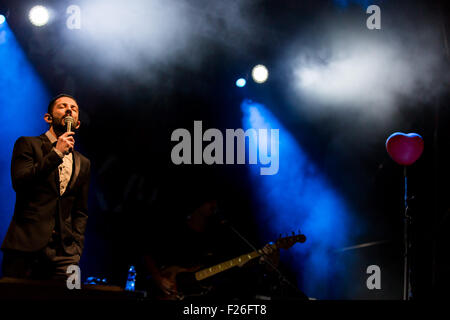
[142,199,280,300]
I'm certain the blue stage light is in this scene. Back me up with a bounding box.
[0,15,5,25]
[241,99,358,299]
[333,0,370,9]
[236,78,246,87]
[0,22,50,272]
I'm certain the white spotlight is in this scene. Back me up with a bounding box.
[29,6,49,27]
[236,78,246,87]
[252,64,269,83]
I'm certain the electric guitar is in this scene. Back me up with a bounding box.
[156,232,306,300]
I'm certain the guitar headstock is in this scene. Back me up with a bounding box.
[275,231,306,250]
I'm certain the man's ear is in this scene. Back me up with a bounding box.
[74,121,81,130]
[44,113,53,124]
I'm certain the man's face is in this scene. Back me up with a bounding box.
[47,96,80,133]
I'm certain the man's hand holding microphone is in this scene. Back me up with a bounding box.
[55,115,75,155]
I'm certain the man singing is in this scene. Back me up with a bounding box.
[1,94,91,281]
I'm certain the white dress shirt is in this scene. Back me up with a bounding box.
[45,130,73,195]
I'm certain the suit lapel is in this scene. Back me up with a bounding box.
[40,134,60,195]
[68,151,81,192]
[40,134,53,155]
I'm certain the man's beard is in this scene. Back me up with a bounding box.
[52,116,73,136]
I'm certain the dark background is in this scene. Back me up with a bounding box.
[0,0,449,299]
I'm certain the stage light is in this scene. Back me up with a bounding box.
[241,99,354,299]
[251,64,269,83]
[0,17,49,273]
[29,5,49,27]
[0,5,9,24]
[236,78,246,87]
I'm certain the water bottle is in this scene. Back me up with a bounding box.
[125,265,136,291]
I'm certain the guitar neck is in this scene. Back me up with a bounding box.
[194,248,268,281]
[192,233,305,282]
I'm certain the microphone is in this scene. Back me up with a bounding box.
[64,115,74,132]
[64,115,74,153]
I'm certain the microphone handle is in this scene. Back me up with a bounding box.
[66,121,73,153]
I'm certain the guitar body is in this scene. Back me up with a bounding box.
[157,265,213,300]
[152,232,306,300]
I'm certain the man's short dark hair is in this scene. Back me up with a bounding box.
[47,93,78,115]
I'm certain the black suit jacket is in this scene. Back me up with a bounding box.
[1,133,91,256]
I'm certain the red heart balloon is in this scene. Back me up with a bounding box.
[386,132,424,166]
